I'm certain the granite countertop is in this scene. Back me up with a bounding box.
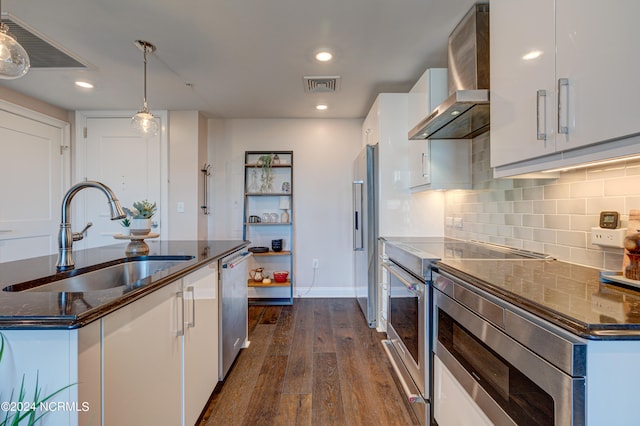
[0,240,249,330]
[435,258,640,340]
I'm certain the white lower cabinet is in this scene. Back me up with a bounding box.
[103,261,219,425]
[103,280,183,425]
[182,263,219,426]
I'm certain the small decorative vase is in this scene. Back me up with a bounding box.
[121,227,130,236]
[130,218,152,236]
[280,209,290,223]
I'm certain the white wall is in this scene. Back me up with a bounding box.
[209,118,362,296]
[168,111,208,240]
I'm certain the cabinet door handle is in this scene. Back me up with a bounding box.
[536,89,547,140]
[421,152,428,177]
[186,286,196,328]
[558,78,569,134]
[176,291,185,336]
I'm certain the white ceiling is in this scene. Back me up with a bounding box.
[0,0,476,119]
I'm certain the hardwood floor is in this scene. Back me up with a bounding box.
[199,298,420,426]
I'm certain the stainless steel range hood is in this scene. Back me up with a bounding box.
[409,3,489,140]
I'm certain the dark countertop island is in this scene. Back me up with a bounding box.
[0,240,249,330]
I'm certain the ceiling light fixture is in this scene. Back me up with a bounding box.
[315,50,333,62]
[522,50,543,61]
[75,81,94,89]
[0,0,30,79]
[131,40,159,136]
[316,104,328,110]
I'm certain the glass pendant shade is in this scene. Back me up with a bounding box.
[0,23,30,79]
[131,40,158,136]
[131,108,159,136]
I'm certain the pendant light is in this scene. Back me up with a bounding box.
[0,0,30,79]
[131,40,159,136]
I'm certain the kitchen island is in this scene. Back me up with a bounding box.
[0,239,249,426]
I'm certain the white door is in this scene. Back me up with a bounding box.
[74,113,166,249]
[0,104,69,262]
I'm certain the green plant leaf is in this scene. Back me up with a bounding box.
[0,333,76,426]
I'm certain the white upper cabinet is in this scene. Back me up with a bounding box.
[555,0,640,149]
[491,0,640,176]
[490,0,556,167]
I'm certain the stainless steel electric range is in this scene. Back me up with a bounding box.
[381,238,551,425]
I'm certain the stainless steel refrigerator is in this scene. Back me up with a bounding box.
[353,144,378,327]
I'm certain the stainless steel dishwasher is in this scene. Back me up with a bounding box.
[219,250,252,380]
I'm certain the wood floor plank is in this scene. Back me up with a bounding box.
[312,352,346,425]
[334,324,419,425]
[269,304,294,356]
[202,324,274,425]
[329,298,351,328]
[282,299,314,394]
[313,299,335,353]
[333,326,382,425]
[260,305,282,324]
[248,305,265,334]
[241,354,288,425]
[275,393,312,426]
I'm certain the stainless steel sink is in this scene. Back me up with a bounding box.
[2,256,195,293]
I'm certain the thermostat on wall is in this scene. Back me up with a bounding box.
[599,211,620,229]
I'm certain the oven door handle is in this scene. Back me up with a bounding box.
[383,261,423,298]
[382,340,425,404]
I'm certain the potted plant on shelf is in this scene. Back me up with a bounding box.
[124,200,156,235]
[120,217,131,235]
[257,154,273,193]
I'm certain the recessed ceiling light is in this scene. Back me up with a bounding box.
[316,104,328,110]
[522,50,543,60]
[315,51,333,62]
[75,81,94,89]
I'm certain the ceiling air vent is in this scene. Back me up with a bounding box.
[303,76,341,93]
[2,15,90,69]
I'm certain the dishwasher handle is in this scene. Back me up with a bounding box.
[222,251,252,269]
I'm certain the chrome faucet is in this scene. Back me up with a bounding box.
[56,181,127,271]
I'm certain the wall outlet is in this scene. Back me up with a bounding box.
[453,217,463,229]
[313,258,319,269]
[591,227,627,248]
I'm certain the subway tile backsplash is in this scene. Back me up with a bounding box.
[444,133,640,270]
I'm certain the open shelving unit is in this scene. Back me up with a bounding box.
[243,150,294,305]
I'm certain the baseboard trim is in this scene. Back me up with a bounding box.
[293,286,356,298]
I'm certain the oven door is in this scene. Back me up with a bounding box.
[382,260,428,424]
[433,283,585,426]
